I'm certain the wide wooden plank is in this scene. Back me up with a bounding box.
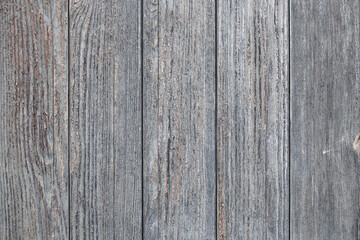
[69,0,142,238]
[143,0,216,239]
[217,0,289,239]
[290,0,360,239]
[0,0,69,239]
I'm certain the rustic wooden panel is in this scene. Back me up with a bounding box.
[112,0,142,238]
[217,0,289,239]
[69,0,141,238]
[143,0,216,239]
[0,0,69,239]
[290,0,360,239]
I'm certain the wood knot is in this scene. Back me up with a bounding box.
[353,133,360,156]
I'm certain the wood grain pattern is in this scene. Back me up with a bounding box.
[0,0,69,239]
[217,0,289,239]
[143,0,216,239]
[69,0,141,239]
[113,0,142,238]
[3,0,360,239]
[290,0,360,239]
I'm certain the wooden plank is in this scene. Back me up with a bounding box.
[143,0,216,239]
[217,0,289,239]
[69,0,142,238]
[112,0,142,238]
[290,0,360,239]
[0,0,69,239]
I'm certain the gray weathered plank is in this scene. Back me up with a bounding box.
[113,0,142,238]
[290,0,360,239]
[69,0,142,239]
[0,0,69,239]
[143,0,216,239]
[217,0,289,239]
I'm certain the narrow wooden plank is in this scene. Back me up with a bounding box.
[69,0,142,238]
[143,0,216,239]
[69,1,113,238]
[290,0,360,239]
[113,0,142,238]
[217,0,289,239]
[0,0,68,239]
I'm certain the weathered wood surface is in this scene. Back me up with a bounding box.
[69,0,141,239]
[3,0,360,239]
[217,0,289,239]
[143,0,216,239]
[0,0,69,239]
[112,0,142,238]
[290,0,360,239]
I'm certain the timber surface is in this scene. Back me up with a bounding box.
[143,0,216,239]
[0,0,359,239]
[69,0,142,239]
[0,1,68,239]
[290,0,360,239]
[217,0,289,239]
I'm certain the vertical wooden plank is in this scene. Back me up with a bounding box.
[70,1,113,238]
[53,0,70,238]
[291,0,360,239]
[143,0,216,239]
[113,0,142,238]
[0,0,68,239]
[69,0,141,238]
[217,0,289,239]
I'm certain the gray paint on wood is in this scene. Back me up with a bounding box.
[0,0,69,239]
[217,0,289,239]
[290,0,360,239]
[69,0,141,239]
[143,0,216,239]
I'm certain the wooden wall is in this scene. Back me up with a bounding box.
[0,0,359,239]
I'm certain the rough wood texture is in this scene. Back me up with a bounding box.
[69,0,141,238]
[4,0,360,239]
[0,0,68,239]
[113,0,142,238]
[143,0,216,239]
[290,0,360,239]
[217,0,289,239]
